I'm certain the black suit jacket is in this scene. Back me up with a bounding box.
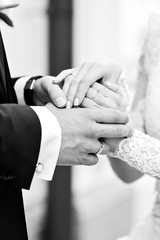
[0,31,42,239]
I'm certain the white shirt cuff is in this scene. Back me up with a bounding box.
[31,106,61,181]
[14,76,31,104]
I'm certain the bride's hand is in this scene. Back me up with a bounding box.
[81,81,126,111]
[52,60,122,108]
[81,81,132,154]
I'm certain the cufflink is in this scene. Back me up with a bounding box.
[35,163,44,174]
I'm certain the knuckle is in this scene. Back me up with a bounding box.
[88,124,96,138]
[84,143,91,152]
[84,116,97,137]
[92,124,101,138]
[81,76,89,84]
[94,95,101,105]
[88,109,96,121]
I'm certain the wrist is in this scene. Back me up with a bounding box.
[106,138,124,157]
[24,76,42,105]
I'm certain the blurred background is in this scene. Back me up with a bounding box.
[2,0,160,239]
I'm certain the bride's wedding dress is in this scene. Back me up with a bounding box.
[116,130,160,239]
[114,13,160,240]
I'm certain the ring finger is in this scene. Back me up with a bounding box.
[92,82,120,100]
[96,141,109,155]
[86,88,120,109]
[91,140,110,155]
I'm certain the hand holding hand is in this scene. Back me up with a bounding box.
[81,81,126,111]
[45,103,132,165]
[80,81,132,155]
[53,60,122,108]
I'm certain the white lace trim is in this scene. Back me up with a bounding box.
[111,130,160,179]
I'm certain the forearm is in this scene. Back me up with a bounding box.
[0,104,41,189]
[110,130,160,180]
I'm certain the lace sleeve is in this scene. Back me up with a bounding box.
[110,130,160,179]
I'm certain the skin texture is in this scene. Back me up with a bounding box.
[52,60,129,153]
[45,103,132,166]
[52,59,141,182]
[33,60,132,167]
[53,60,122,108]
[33,76,67,108]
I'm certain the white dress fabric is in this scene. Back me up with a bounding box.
[112,130,160,179]
[117,13,160,240]
[118,182,160,240]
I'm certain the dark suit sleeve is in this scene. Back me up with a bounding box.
[11,77,19,85]
[0,104,41,189]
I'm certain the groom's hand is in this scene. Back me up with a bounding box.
[45,103,132,165]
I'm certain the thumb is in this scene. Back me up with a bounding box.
[49,84,67,108]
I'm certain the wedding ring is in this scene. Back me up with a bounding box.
[91,90,99,101]
[96,141,105,155]
[92,91,98,100]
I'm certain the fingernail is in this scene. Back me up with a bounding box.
[74,97,79,106]
[104,82,111,87]
[54,97,67,107]
[66,100,71,109]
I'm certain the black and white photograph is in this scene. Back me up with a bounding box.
[0,0,160,240]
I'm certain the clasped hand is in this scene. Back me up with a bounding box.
[32,60,132,165]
